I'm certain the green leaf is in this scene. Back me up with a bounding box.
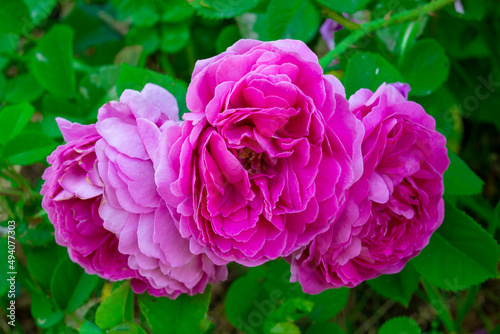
[376,19,428,56]
[31,24,76,99]
[17,215,55,246]
[315,0,373,14]
[29,288,65,328]
[444,150,484,196]
[307,288,349,322]
[367,263,420,307]
[0,238,12,295]
[0,33,19,70]
[24,0,57,25]
[108,323,147,334]
[112,0,160,27]
[378,317,421,334]
[0,102,35,146]
[263,298,314,333]
[4,131,57,165]
[226,261,305,333]
[0,0,32,35]
[215,25,241,54]
[116,64,188,116]
[50,257,83,310]
[0,73,5,100]
[189,0,262,19]
[160,0,194,23]
[79,321,103,334]
[412,86,461,145]
[41,95,85,138]
[96,281,134,329]
[239,12,270,41]
[445,0,486,21]
[344,52,403,97]
[399,39,450,96]
[412,202,500,291]
[5,73,44,104]
[126,26,160,56]
[160,23,190,54]
[268,322,301,334]
[26,243,59,291]
[62,2,122,61]
[67,273,99,313]
[78,64,121,120]
[138,285,212,334]
[306,322,345,334]
[266,0,320,43]
[45,321,80,334]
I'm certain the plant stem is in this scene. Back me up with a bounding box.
[0,188,25,197]
[322,7,362,30]
[319,0,457,69]
[421,279,457,333]
[69,313,82,327]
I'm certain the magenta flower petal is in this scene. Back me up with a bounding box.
[41,121,134,281]
[95,84,227,298]
[156,39,363,266]
[290,82,449,293]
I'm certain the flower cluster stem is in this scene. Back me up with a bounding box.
[319,0,457,69]
[321,7,361,30]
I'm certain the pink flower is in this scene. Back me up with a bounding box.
[290,83,449,293]
[156,39,363,266]
[95,84,227,298]
[41,118,135,281]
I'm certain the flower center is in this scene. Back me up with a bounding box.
[237,147,265,175]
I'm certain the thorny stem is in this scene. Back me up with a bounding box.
[421,279,457,333]
[322,7,362,30]
[319,0,457,69]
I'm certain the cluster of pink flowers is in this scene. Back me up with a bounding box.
[41,39,449,298]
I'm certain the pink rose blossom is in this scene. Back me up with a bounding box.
[156,39,363,266]
[290,83,449,293]
[95,84,227,298]
[41,118,135,281]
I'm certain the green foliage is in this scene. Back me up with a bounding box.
[4,131,57,165]
[367,263,420,307]
[216,25,241,53]
[26,244,59,290]
[79,321,103,334]
[344,52,403,96]
[444,150,484,196]
[0,0,32,35]
[51,257,99,313]
[5,73,44,104]
[29,288,65,328]
[266,0,321,42]
[378,317,421,334]
[412,202,499,291]
[138,285,212,334]
[189,0,262,19]
[316,0,373,14]
[95,281,134,329]
[225,260,349,333]
[24,0,57,25]
[306,322,345,334]
[0,102,35,147]
[31,24,76,99]
[399,39,451,96]
[160,23,191,54]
